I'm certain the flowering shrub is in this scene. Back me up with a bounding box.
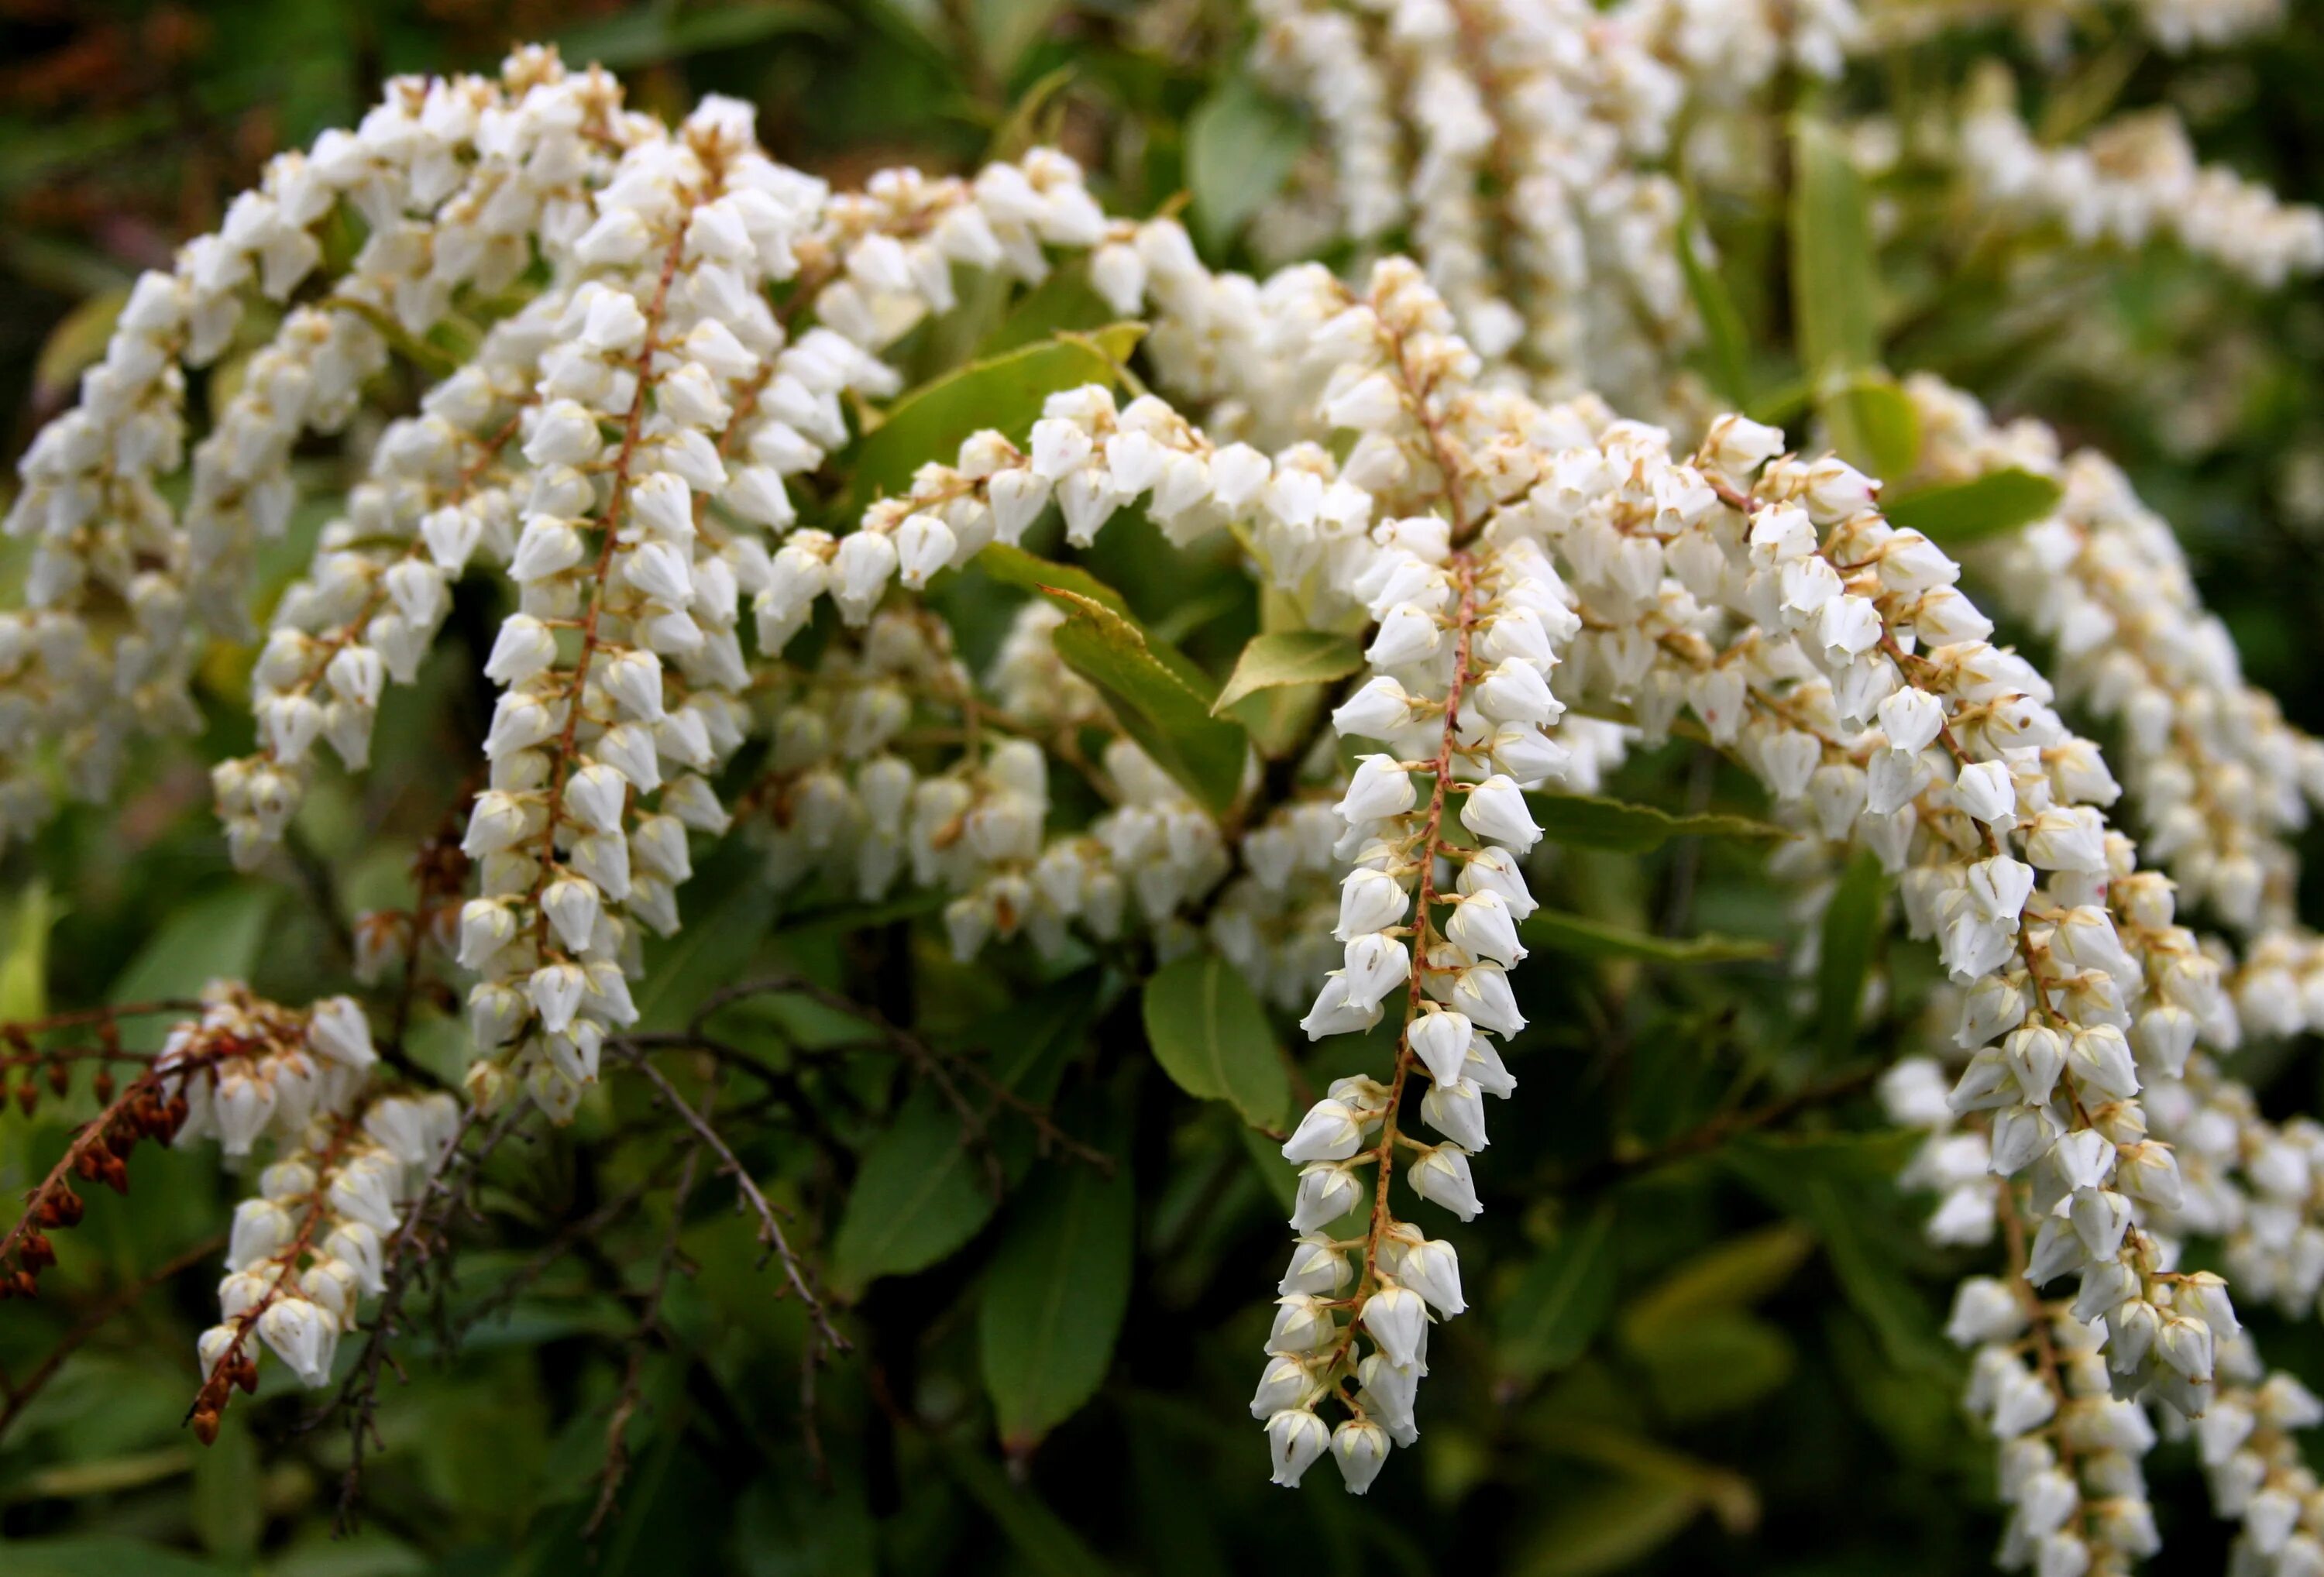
[3,2,2324,1571]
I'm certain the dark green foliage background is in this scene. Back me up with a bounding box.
[1,2,2322,1573]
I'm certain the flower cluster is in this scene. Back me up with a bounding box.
[194,1082,458,1437]
[11,21,2324,1567]
[1961,96,2324,289]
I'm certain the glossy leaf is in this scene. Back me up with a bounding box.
[828,983,1092,1292]
[1210,630,1365,716]
[1677,211,1750,405]
[1821,372,1921,482]
[1184,77,1306,252]
[1140,952,1290,1129]
[552,2,835,70]
[846,325,1145,511]
[0,877,54,1025]
[1521,910,1776,967]
[1501,1204,1619,1380]
[1526,792,1787,856]
[1789,115,1879,376]
[937,1438,1122,1577]
[971,0,1067,81]
[1621,1223,1815,1353]
[828,1085,995,1293]
[979,1142,1135,1447]
[1724,1132,1953,1376]
[107,888,277,1050]
[1815,849,1886,1063]
[1042,586,1248,817]
[1884,468,2065,546]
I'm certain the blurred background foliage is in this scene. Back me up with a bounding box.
[0,1,2322,1574]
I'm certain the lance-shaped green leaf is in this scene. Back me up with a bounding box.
[978,1140,1135,1448]
[1525,792,1787,857]
[1520,910,1776,967]
[1724,1132,1953,1376]
[1676,210,1750,407]
[1821,371,1921,483]
[829,981,1093,1292]
[1140,952,1290,1129]
[1184,76,1306,252]
[935,1438,1122,1577]
[1883,468,2064,547]
[1790,115,1878,377]
[1500,1203,1619,1381]
[845,324,1145,512]
[1815,848,1886,1064]
[1040,586,1248,818]
[1210,629,1366,716]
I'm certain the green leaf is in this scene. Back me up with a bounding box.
[829,1085,996,1293]
[0,877,55,1025]
[1525,792,1788,857]
[1237,1122,1298,1213]
[1676,211,1750,406]
[935,1438,1121,1577]
[1789,115,1879,376]
[978,540,1132,620]
[108,888,277,1049]
[33,287,127,407]
[1042,586,1248,818]
[978,265,1118,356]
[1210,630,1365,716]
[827,981,1095,1293]
[1884,468,2065,546]
[191,1411,261,1563]
[552,2,835,70]
[1821,372,1921,482]
[1512,1476,1705,1577]
[1140,953,1289,1129]
[1630,1311,1795,1422]
[1184,77,1306,252]
[1501,1204,1618,1381]
[845,325,1145,513]
[0,1538,226,1577]
[979,1145,1135,1447]
[1815,848,1886,1064]
[1724,1132,1953,1376]
[1520,910,1775,967]
[1620,1223,1816,1353]
[971,0,1067,81]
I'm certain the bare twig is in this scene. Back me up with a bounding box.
[0,1231,226,1442]
[611,1046,847,1355]
[328,1099,531,1530]
[688,974,1112,1176]
[587,1131,703,1534]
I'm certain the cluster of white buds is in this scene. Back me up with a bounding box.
[2131,0,2287,50]
[1246,259,1589,1494]
[1626,0,1864,88]
[156,986,380,1160]
[1910,374,2324,943]
[1240,0,1701,408]
[1961,95,2324,290]
[201,1085,459,1396]
[759,383,1265,650]
[1029,739,1230,954]
[800,149,1107,352]
[456,96,813,1119]
[0,49,633,853]
[1948,1274,2166,1575]
[1212,800,1360,1013]
[2198,1351,2324,1572]
[211,304,548,864]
